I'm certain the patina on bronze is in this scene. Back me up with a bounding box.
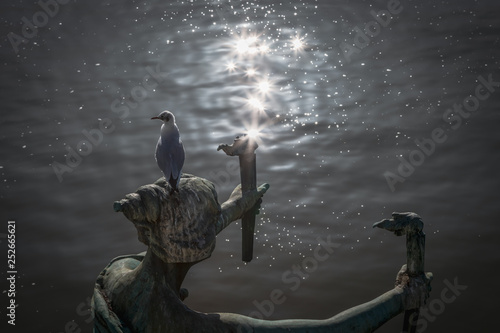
[92,175,432,333]
[374,212,429,333]
[218,134,259,262]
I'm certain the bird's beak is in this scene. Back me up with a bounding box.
[151,116,160,120]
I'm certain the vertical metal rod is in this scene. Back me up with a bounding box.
[403,230,425,333]
[217,134,259,262]
[239,153,256,262]
[373,213,427,333]
[407,231,425,276]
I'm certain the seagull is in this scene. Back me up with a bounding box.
[151,111,185,192]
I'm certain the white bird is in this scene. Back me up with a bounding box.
[151,111,185,192]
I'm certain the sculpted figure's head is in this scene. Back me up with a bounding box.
[116,175,220,263]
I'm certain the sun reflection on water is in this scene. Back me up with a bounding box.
[291,36,305,52]
[226,61,236,72]
[245,128,260,139]
[245,67,257,77]
[242,115,276,148]
[256,78,272,95]
[232,32,269,58]
[217,22,313,153]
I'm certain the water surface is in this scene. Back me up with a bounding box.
[1,0,499,332]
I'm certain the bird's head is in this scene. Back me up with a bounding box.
[151,110,176,124]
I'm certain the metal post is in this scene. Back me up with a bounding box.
[218,134,259,262]
[373,212,426,333]
[239,152,257,262]
[402,229,425,333]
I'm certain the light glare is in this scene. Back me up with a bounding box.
[292,37,305,51]
[236,36,258,54]
[246,68,256,77]
[257,79,271,94]
[248,97,264,111]
[246,129,260,138]
[226,61,236,72]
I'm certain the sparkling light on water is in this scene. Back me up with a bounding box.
[246,95,265,112]
[222,25,311,124]
[236,35,258,54]
[291,36,305,52]
[256,78,272,95]
[226,61,236,72]
[245,128,260,139]
[245,67,257,77]
[201,2,339,262]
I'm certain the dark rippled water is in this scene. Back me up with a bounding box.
[1,0,499,332]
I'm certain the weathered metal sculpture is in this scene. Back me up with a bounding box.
[373,212,430,333]
[218,134,259,262]
[92,175,432,332]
